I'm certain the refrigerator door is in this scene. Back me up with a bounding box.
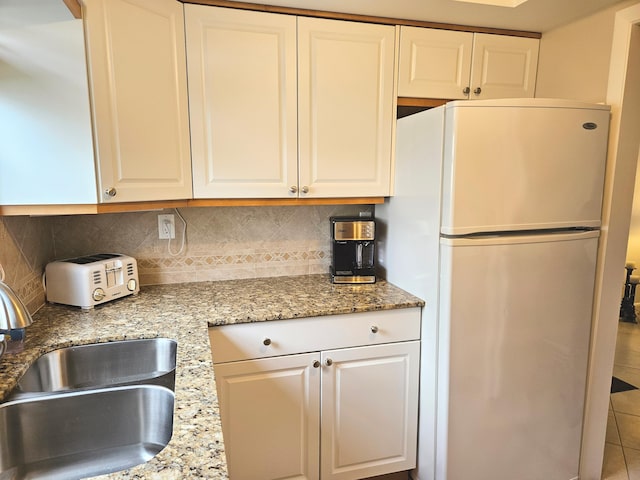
[440,99,610,235]
[437,230,598,480]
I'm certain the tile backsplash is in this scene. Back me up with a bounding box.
[0,205,373,312]
[0,215,53,313]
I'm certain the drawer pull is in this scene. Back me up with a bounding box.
[263,338,272,346]
[325,358,333,367]
[370,325,379,334]
[313,360,321,368]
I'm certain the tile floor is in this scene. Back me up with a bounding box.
[602,319,640,479]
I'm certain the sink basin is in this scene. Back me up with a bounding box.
[0,384,174,479]
[11,338,176,398]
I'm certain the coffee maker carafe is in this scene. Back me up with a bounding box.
[330,216,376,284]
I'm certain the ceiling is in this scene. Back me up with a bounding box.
[0,0,633,33]
[241,0,632,33]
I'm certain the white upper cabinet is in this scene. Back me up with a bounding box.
[397,27,474,100]
[298,18,395,198]
[0,0,192,208]
[398,26,539,100]
[2,1,541,209]
[84,0,193,203]
[0,3,97,205]
[470,33,539,99]
[185,8,396,199]
[185,6,298,199]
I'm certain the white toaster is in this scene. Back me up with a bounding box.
[45,253,139,309]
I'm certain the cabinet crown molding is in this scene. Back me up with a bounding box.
[178,0,541,38]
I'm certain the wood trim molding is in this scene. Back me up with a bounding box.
[97,200,189,214]
[179,0,541,38]
[0,204,99,216]
[187,197,384,207]
[0,197,384,216]
[397,98,449,108]
[62,0,82,19]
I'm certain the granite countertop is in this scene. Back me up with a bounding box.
[0,274,424,479]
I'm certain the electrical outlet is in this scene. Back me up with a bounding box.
[158,214,175,239]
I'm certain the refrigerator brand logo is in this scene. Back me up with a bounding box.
[582,122,598,130]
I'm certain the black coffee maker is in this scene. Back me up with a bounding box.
[330,216,376,284]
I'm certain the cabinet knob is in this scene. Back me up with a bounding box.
[300,186,309,194]
[463,86,470,95]
[105,187,117,197]
[370,325,379,334]
[473,87,482,96]
[313,360,321,368]
[289,185,298,194]
[263,338,272,346]
[325,358,333,367]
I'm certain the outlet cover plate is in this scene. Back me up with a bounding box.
[158,214,175,239]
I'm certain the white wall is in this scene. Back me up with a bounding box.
[537,0,640,270]
[627,150,640,267]
[537,4,640,478]
[536,0,637,103]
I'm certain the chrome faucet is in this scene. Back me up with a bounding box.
[0,263,33,360]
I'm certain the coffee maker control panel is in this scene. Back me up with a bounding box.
[333,220,375,241]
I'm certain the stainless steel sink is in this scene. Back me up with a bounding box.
[0,384,174,480]
[11,338,176,399]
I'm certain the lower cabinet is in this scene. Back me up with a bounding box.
[209,309,421,480]
[319,342,420,480]
[214,353,320,479]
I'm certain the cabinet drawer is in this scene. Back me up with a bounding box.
[209,307,421,363]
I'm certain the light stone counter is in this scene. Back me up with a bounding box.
[0,274,423,479]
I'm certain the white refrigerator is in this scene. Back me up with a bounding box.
[376,98,610,480]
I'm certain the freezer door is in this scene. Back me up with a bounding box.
[440,102,610,235]
[436,231,598,480]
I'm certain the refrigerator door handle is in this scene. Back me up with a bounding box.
[440,229,600,246]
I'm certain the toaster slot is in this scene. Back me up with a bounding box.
[105,262,123,288]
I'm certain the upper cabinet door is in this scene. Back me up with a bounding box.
[397,27,539,101]
[185,6,298,199]
[0,11,97,206]
[397,26,473,100]
[298,18,395,198]
[469,33,539,99]
[83,0,193,203]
